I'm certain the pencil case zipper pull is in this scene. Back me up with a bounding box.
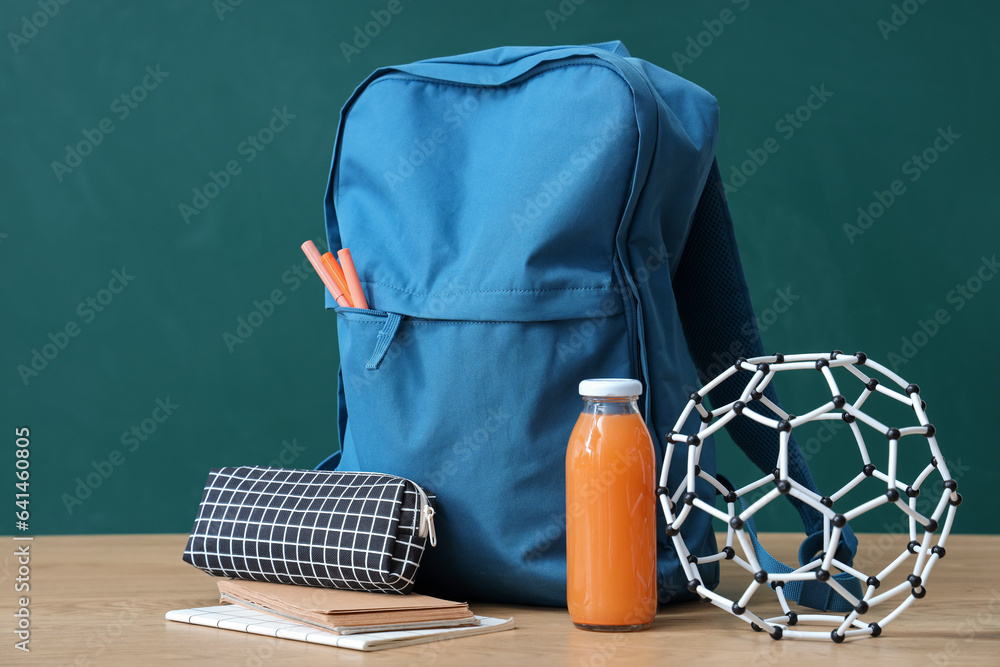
[415,483,437,547]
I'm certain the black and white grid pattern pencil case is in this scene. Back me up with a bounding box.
[182,466,436,594]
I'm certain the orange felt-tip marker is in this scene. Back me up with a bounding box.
[321,252,352,303]
[337,248,369,310]
[300,241,351,307]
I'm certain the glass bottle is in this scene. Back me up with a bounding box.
[566,378,657,631]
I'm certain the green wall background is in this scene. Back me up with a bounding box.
[2,1,997,536]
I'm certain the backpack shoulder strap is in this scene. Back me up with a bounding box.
[672,161,860,611]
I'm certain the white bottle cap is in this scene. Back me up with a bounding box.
[578,378,643,397]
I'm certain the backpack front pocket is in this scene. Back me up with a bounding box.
[332,303,633,603]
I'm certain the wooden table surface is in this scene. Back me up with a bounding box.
[2,533,998,665]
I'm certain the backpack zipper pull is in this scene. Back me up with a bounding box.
[366,312,403,370]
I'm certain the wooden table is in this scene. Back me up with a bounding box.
[3,533,998,665]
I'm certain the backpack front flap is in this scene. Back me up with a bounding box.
[322,44,721,604]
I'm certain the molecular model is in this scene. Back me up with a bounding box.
[659,352,961,642]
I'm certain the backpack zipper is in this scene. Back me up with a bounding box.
[373,57,626,91]
[613,259,643,409]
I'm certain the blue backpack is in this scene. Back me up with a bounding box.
[317,41,857,608]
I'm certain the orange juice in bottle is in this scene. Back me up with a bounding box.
[566,378,657,631]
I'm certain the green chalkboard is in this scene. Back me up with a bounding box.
[2,0,997,540]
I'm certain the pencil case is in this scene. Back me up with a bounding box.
[182,466,436,594]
